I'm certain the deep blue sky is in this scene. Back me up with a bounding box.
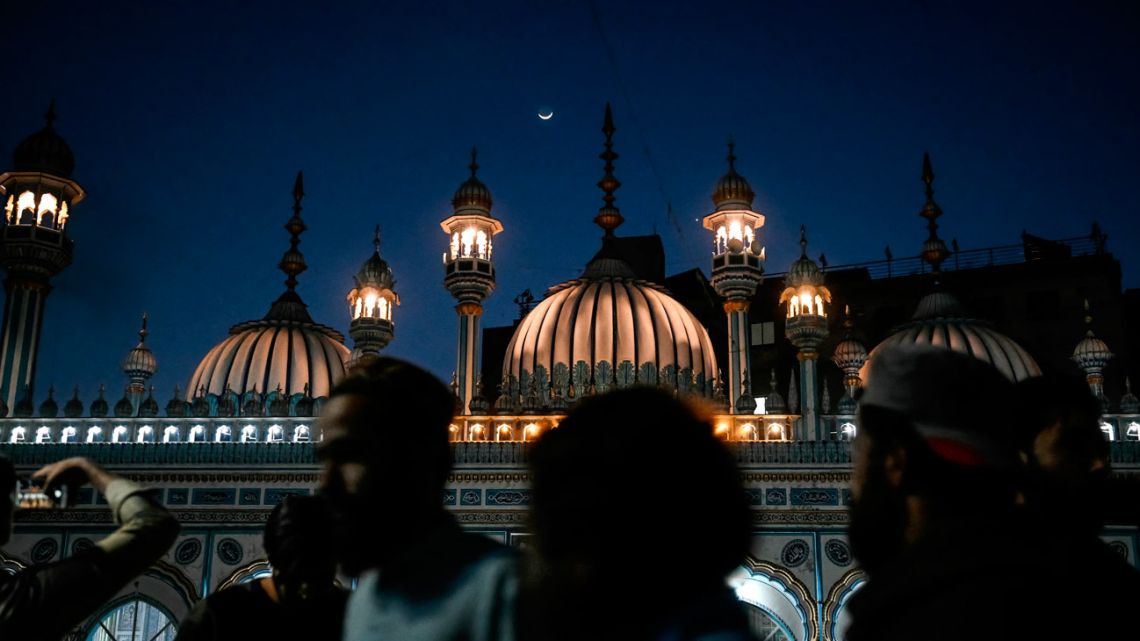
[2,0,1138,402]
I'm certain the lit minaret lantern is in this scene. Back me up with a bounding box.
[831,306,867,417]
[780,226,831,439]
[441,148,503,415]
[347,226,399,364]
[0,102,85,409]
[702,140,765,414]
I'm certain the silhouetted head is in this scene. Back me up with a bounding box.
[1014,369,1110,535]
[317,357,454,575]
[526,386,750,638]
[264,494,338,602]
[852,345,1020,575]
[0,455,14,546]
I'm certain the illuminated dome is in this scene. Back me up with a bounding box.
[711,140,755,211]
[862,290,1040,382]
[503,267,717,393]
[451,149,493,212]
[186,171,350,400]
[13,102,75,178]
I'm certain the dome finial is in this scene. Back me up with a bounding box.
[138,312,149,344]
[726,135,737,172]
[711,137,755,211]
[918,152,950,274]
[469,147,479,178]
[373,225,381,255]
[799,225,808,258]
[594,102,624,237]
[279,171,308,294]
[44,99,57,130]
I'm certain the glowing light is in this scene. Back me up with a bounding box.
[268,425,284,442]
[189,425,205,442]
[840,422,857,440]
[36,193,58,225]
[58,201,68,229]
[86,427,103,443]
[61,427,77,443]
[163,426,180,443]
[1100,422,1115,441]
[241,425,257,442]
[715,422,729,434]
[448,424,459,432]
[35,427,52,444]
[137,426,154,443]
[16,192,36,223]
[112,426,129,443]
[538,111,554,121]
[4,195,12,223]
[9,427,26,443]
[293,425,311,442]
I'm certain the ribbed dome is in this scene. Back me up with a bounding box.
[356,248,395,290]
[832,337,868,372]
[451,149,493,212]
[862,291,1040,382]
[711,142,755,211]
[187,319,349,400]
[13,114,75,178]
[502,270,717,392]
[1072,331,1112,368]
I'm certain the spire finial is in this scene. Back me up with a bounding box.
[373,225,381,254]
[594,102,624,236]
[44,99,57,130]
[279,171,308,294]
[469,147,479,178]
[1083,298,1094,332]
[799,224,808,257]
[138,312,149,344]
[726,136,737,172]
[918,152,949,273]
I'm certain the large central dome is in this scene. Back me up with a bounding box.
[186,172,350,401]
[503,271,717,392]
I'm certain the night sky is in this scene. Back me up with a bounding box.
[2,1,1138,402]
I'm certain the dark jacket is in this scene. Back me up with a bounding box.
[0,480,180,641]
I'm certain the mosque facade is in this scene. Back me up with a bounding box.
[0,105,1138,641]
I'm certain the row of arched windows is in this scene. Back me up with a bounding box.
[4,424,311,444]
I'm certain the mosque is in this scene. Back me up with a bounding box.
[0,103,1137,641]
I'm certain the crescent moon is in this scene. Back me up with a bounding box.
[538,111,554,121]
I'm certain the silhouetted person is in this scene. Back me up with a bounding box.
[0,455,179,641]
[175,494,348,641]
[317,357,516,641]
[845,345,1074,641]
[1013,371,1140,619]
[521,387,754,641]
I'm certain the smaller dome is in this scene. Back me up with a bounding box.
[832,337,868,372]
[122,315,157,380]
[114,391,134,418]
[89,385,109,418]
[166,387,188,418]
[356,230,396,290]
[13,104,75,178]
[452,149,492,212]
[764,370,787,414]
[139,389,159,418]
[1072,330,1112,369]
[1120,378,1139,414]
[38,387,58,418]
[712,143,755,212]
[785,226,824,288]
[836,393,858,415]
[64,387,84,418]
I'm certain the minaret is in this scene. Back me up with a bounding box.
[121,313,157,415]
[0,102,85,408]
[831,306,867,418]
[347,226,399,364]
[441,149,503,414]
[702,139,765,413]
[780,226,830,439]
[1072,299,1113,411]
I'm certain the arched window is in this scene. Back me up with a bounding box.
[86,597,177,641]
[266,425,284,442]
[839,422,857,441]
[188,425,205,443]
[35,427,53,444]
[1127,422,1140,441]
[60,426,77,443]
[136,426,154,443]
[1100,422,1115,441]
[9,427,26,443]
[86,426,103,443]
[240,425,257,443]
[293,425,310,442]
[111,426,129,443]
[163,426,180,443]
[215,425,232,442]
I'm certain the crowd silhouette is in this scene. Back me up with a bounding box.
[0,348,1137,640]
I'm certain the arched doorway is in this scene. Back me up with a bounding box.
[728,558,817,641]
[86,596,177,641]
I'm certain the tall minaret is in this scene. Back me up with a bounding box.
[121,313,157,415]
[780,226,830,439]
[347,226,399,364]
[702,140,765,414]
[0,102,85,409]
[441,149,503,415]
